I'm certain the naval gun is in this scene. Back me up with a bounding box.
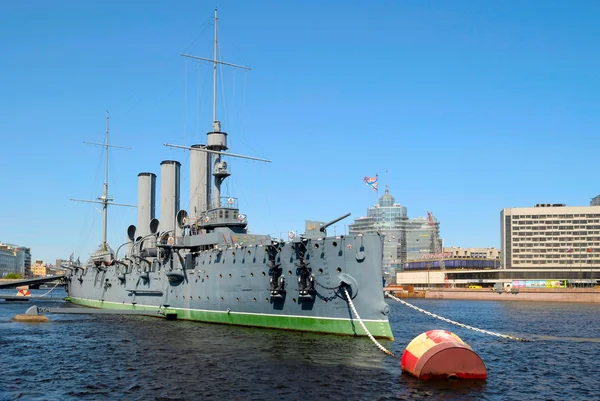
[319,212,351,236]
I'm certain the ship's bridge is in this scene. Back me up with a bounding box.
[194,197,247,230]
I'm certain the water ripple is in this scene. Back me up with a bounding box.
[1,291,599,400]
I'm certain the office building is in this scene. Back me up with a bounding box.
[501,203,600,269]
[0,242,32,278]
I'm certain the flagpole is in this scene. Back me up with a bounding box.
[375,173,379,204]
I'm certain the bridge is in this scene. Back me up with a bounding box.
[0,276,64,289]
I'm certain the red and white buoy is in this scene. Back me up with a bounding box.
[401,330,487,380]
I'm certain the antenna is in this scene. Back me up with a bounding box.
[385,169,389,194]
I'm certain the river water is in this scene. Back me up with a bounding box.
[1,288,599,401]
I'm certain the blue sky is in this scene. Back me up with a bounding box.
[1,1,599,263]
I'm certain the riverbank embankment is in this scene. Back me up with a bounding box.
[423,287,600,303]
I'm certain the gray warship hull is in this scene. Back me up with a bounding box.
[65,232,393,339]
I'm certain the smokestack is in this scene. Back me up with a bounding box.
[160,160,181,235]
[190,144,210,222]
[137,172,156,239]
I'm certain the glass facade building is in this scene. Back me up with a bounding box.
[349,187,442,283]
[0,242,31,278]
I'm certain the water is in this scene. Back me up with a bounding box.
[1,289,599,401]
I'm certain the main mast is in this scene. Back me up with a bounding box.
[212,8,218,125]
[173,11,270,229]
[209,8,228,209]
[180,10,253,214]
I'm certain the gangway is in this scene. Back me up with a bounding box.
[21,305,178,320]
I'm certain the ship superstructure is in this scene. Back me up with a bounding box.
[64,10,393,339]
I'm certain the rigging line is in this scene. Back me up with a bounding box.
[196,61,202,137]
[80,137,108,254]
[241,70,247,138]
[192,61,211,138]
[197,61,207,135]
[118,57,185,119]
[216,18,251,76]
[181,16,214,54]
[203,60,212,130]
[184,59,187,139]
[227,71,259,156]
[218,41,229,128]
[108,18,212,120]
[231,61,236,142]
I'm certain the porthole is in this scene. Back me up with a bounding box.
[314,243,319,249]
[337,268,342,273]
[332,241,338,247]
[262,272,266,277]
[318,268,323,274]
[251,272,254,277]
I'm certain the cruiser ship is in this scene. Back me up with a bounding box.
[63,10,393,339]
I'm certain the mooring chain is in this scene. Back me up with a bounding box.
[343,287,399,358]
[385,292,532,342]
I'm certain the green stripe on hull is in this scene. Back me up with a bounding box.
[69,297,394,340]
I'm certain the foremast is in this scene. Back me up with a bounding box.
[71,112,135,264]
[101,112,110,251]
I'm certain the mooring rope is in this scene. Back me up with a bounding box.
[38,280,62,298]
[385,292,532,342]
[343,287,399,358]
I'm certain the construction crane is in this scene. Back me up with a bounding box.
[427,211,448,287]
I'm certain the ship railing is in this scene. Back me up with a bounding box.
[219,197,239,209]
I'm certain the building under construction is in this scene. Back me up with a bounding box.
[348,185,442,284]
